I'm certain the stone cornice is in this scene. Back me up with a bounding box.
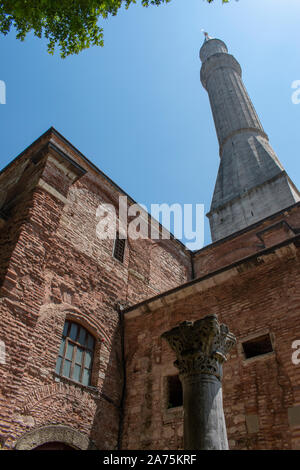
[31,141,87,184]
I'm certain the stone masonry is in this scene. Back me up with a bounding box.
[0,37,300,450]
[200,38,300,241]
[0,129,191,450]
[123,208,300,450]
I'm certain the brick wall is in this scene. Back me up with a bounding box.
[193,202,300,278]
[123,235,300,450]
[1,128,299,450]
[0,129,191,449]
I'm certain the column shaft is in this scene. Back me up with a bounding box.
[182,374,228,450]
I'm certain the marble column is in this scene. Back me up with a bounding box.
[161,314,236,450]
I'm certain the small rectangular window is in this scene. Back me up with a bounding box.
[242,334,273,359]
[166,375,183,409]
[113,232,125,263]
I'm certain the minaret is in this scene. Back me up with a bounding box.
[200,35,300,242]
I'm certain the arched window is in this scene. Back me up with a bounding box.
[55,321,95,386]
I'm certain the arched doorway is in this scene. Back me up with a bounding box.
[33,441,77,450]
[15,425,97,450]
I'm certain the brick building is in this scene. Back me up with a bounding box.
[1,37,300,450]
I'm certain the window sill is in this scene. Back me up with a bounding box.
[242,351,275,365]
[53,372,99,396]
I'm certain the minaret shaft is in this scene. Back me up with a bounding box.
[202,52,265,152]
[200,38,300,242]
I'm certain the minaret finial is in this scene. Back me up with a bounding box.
[201,29,213,42]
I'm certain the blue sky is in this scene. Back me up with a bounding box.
[1,0,300,248]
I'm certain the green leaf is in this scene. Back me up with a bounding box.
[0,0,229,58]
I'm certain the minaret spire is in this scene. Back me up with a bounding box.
[200,38,300,242]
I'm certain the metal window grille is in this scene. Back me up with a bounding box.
[113,232,125,263]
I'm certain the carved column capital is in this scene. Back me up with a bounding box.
[161,314,236,381]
